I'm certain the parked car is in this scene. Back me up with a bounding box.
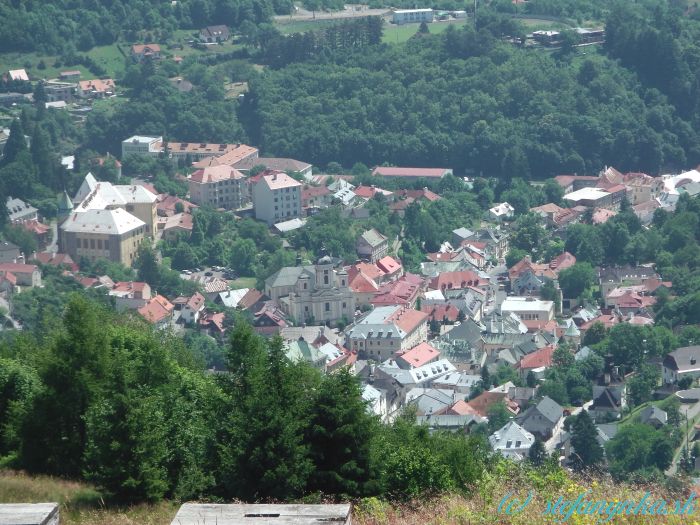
[182,269,192,275]
[204,271,214,277]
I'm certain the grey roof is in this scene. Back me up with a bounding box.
[575,346,593,361]
[279,325,342,346]
[453,227,474,239]
[489,420,536,451]
[265,265,314,288]
[0,241,19,253]
[359,228,388,248]
[599,265,657,283]
[640,405,667,425]
[596,423,619,442]
[416,413,485,428]
[521,396,563,425]
[592,385,624,409]
[6,196,37,220]
[234,156,311,172]
[441,319,482,346]
[664,346,700,373]
[171,504,351,525]
[406,387,455,415]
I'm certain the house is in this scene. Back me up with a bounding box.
[301,184,332,214]
[663,346,700,385]
[33,252,78,272]
[639,406,667,428]
[156,195,198,217]
[516,345,555,380]
[179,292,206,324]
[0,241,22,263]
[345,305,428,360]
[371,274,423,307]
[121,135,259,165]
[59,208,147,266]
[160,212,194,241]
[0,263,41,288]
[199,25,230,42]
[489,421,536,461]
[429,270,488,294]
[189,165,248,210]
[371,166,450,180]
[59,70,81,81]
[396,341,440,369]
[77,79,115,98]
[516,396,564,441]
[22,220,51,249]
[170,503,351,525]
[131,44,161,62]
[589,384,626,422]
[357,228,389,262]
[563,186,625,210]
[488,202,514,222]
[137,295,174,328]
[109,281,152,310]
[467,390,520,417]
[251,171,302,226]
[598,265,660,298]
[266,256,355,326]
[501,297,554,322]
[6,69,29,81]
[392,8,434,25]
[6,196,38,224]
[234,156,312,179]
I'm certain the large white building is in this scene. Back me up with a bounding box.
[265,256,355,326]
[121,135,162,159]
[392,8,434,25]
[345,305,428,360]
[500,296,554,321]
[121,135,259,165]
[252,171,302,226]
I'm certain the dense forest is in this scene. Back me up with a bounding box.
[243,4,700,176]
[0,0,293,54]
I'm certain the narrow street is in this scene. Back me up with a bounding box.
[666,398,700,476]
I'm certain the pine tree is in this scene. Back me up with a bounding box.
[570,411,603,470]
[1,119,27,166]
[306,368,375,497]
[31,126,56,189]
[528,439,547,466]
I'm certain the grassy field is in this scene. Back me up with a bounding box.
[228,276,257,289]
[275,18,349,34]
[382,19,467,44]
[2,468,698,525]
[0,471,177,525]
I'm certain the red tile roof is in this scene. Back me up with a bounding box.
[429,270,484,291]
[386,307,428,334]
[138,295,174,324]
[186,291,206,311]
[372,167,450,179]
[447,399,481,416]
[517,345,555,370]
[397,342,440,368]
[34,252,78,271]
[421,303,461,323]
[0,263,38,275]
[376,256,402,275]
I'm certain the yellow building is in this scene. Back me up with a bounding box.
[59,208,147,266]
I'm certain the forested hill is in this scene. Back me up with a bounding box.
[244,13,700,177]
[0,0,292,54]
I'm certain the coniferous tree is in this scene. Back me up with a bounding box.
[306,368,376,497]
[1,119,27,166]
[528,439,547,467]
[570,411,603,470]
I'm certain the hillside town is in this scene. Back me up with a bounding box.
[2,125,700,471]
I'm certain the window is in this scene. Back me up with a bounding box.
[324,275,329,285]
[506,440,512,448]
[97,239,102,249]
[325,302,330,312]
[90,239,95,249]
[342,302,346,308]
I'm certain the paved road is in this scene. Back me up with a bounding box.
[666,398,700,475]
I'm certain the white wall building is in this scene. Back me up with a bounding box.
[392,8,434,25]
[501,296,554,321]
[252,172,302,226]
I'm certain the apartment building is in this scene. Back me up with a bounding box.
[189,165,248,210]
[252,171,302,226]
[345,305,429,360]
